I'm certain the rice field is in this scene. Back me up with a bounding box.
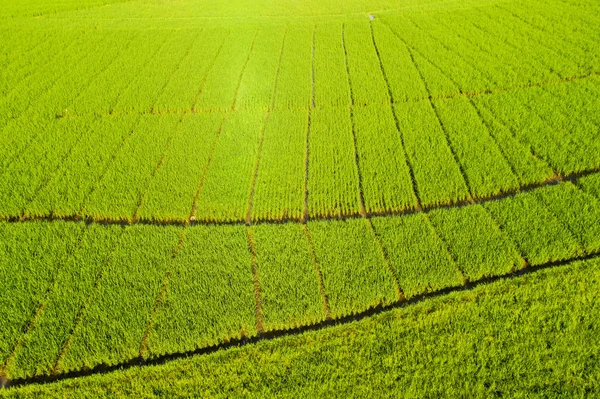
[1,0,599,395]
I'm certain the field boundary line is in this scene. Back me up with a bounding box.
[1,225,88,375]
[369,20,422,210]
[341,23,368,218]
[381,21,474,202]
[41,69,599,121]
[301,224,332,320]
[246,28,288,224]
[4,248,599,389]
[52,227,126,375]
[400,16,528,188]
[139,229,188,359]
[3,169,600,228]
[366,219,405,301]
[190,30,230,113]
[132,117,185,223]
[246,227,265,334]
[303,24,316,223]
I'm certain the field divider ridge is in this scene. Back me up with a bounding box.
[2,169,600,229]
[302,24,316,223]
[4,247,600,390]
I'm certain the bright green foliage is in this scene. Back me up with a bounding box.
[371,214,463,298]
[0,222,84,364]
[252,109,307,221]
[253,224,326,331]
[313,22,351,107]
[353,105,416,213]
[308,108,360,217]
[428,205,525,280]
[147,225,256,357]
[273,24,313,109]
[153,28,227,113]
[478,90,600,174]
[393,101,469,206]
[370,21,429,102]
[483,192,583,265]
[0,34,95,119]
[8,255,599,398]
[194,29,256,111]
[543,77,600,127]
[7,224,123,379]
[0,116,57,173]
[34,32,134,119]
[58,224,182,373]
[307,219,397,318]
[137,113,224,222]
[82,115,181,221]
[394,15,494,94]
[234,27,285,110]
[578,172,600,199]
[26,115,140,217]
[111,33,196,114]
[472,100,555,185]
[534,182,600,252]
[194,110,265,222]
[343,21,389,106]
[72,31,168,115]
[0,117,95,217]
[434,96,519,197]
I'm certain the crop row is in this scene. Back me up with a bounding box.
[1,177,600,379]
[2,4,598,125]
[0,73,598,223]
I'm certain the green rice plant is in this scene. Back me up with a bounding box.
[26,115,140,218]
[371,214,464,298]
[111,32,196,114]
[313,22,351,107]
[194,109,265,222]
[71,30,169,115]
[82,114,181,221]
[7,224,124,379]
[57,224,182,373]
[370,20,429,102]
[0,221,84,366]
[308,107,360,218]
[234,27,286,110]
[153,28,228,113]
[343,21,389,106]
[394,15,496,93]
[147,224,256,357]
[252,109,307,222]
[0,33,93,120]
[0,115,54,173]
[471,100,555,185]
[380,19,466,99]
[352,105,416,213]
[533,182,600,253]
[136,113,224,222]
[542,77,600,127]
[464,7,581,79]
[428,205,525,280]
[307,218,398,318]
[393,101,469,207]
[0,117,96,218]
[194,28,257,111]
[477,90,600,174]
[273,24,313,109]
[252,223,326,331]
[483,192,583,265]
[578,173,600,199]
[433,96,520,198]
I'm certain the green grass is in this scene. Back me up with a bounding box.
[1,0,600,394]
[3,256,598,397]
